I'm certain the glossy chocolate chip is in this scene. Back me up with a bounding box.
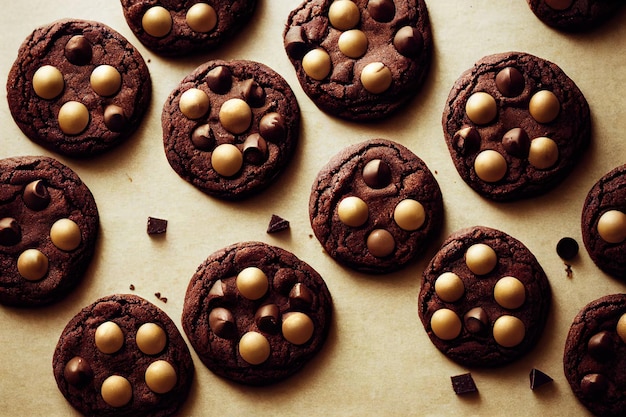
[65,35,92,66]
[255,304,280,333]
[206,66,232,94]
[289,283,314,309]
[259,113,286,142]
[209,307,237,339]
[495,67,525,97]
[368,0,395,22]
[243,133,268,165]
[0,218,21,246]
[64,356,93,386]
[284,26,309,60]
[502,127,530,158]
[23,180,50,211]
[363,159,392,189]
[464,307,489,335]
[556,237,579,260]
[191,124,216,151]
[104,105,128,132]
[393,26,423,58]
[587,331,614,360]
[453,126,481,155]
[240,79,266,108]
[580,373,608,397]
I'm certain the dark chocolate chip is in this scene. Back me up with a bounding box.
[104,105,128,132]
[368,0,395,22]
[209,307,237,339]
[451,373,478,395]
[284,26,309,60]
[580,373,608,397]
[259,112,286,142]
[495,67,525,97]
[240,79,265,107]
[453,126,481,155]
[0,217,21,246]
[64,35,92,66]
[147,217,168,235]
[556,237,579,260]
[393,26,424,58]
[243,134,268,165]
[267,214,290,234]
[587,331,614,360]
[289,283,314,309]
[191,124,216,151]
[529,368,553,390]
[206,66,233,94]
[363,159,392,189]
[23,180,50,211]
[255,304,281,333]
[464,307,489,335]
[502,127,530,158]
[64,356,93,386]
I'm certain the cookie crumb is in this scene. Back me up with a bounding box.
[451,373,478,395]
[529,368,553,390]
[565,263,573,278]
[154,292,168,303]
[267,214,290,233]
[147,217,168,235]
[129,284,135,291]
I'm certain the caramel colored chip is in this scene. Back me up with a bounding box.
[466,92,497,125]
[465,243,497,275]
[302,48,332,81]
[431,308,462,340]
[474,150,507,183]
[145,360,177,394]
[236,267,269,300]
[528,137,558,170]
[597,210,626,243]
[434,272,465,303]
[328,0,360,30]
[179,88,210,120]
[529,90,560,124]
[393,199,425,231]
[211,143,243,177]
[142,6,172,38]
[136,323,167,355]
[186,3,218,33]
[338,29,368,58]
[338,196,369,227]
[493,315,525,347]
[32,65,64,99]
[58,101,90,135]
[101,375,132,407]
[95,321,124,354]
[238,331,271,365]
[361,62,392,94]
[90,65,122,97]
[50,218,81,251]
[282,312,315,345]
[219,98,252,134]
[494,276,526,309]
[17,249,49,281]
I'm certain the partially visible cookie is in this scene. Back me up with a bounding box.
[53,294,194,417]
[6,19,151,157]
[0,156,99,307]
[284,0,433,121]
[182,241,333,385]
[526,0,625,31]
[442,51,591,201]
[120,0,257,56]
[162,59,300,200]
[418,226,551,367]
[309,139,443,274]
[581,164,626,280]
[563,294,626,416]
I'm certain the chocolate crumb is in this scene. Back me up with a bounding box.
[529,368,553,390]
[129,284,135,291]
[565,263,573,278]
[154,292,168,303]
[556,237,579,260]
[451,373,478,395]
[267,214,289,233]
[147,217,168,235]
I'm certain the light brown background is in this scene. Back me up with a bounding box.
[1,1,625,415]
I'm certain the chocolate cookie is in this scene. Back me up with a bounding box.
[284,0,432,121]
[120,0,257,56]
[181,241,333,385]
[418,226,551,367]
[581,164,626,280]
[526,0,625,31]
[442,51,590,201]
[162,59,300,200]
[563,294,626,416]
[0,156,99,307]
[53,294,194,417]
[309,139,443,274]
[6,19,151,157]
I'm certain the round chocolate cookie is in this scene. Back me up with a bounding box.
[418,226,551,367]
[527,0,625,31]
[284,0,433,121]
[53,294,194,417]
[309,139,443,274]
[563,294,626,416]
[581,164,626,280]
[120,0,257,56]
[162,59,300,200]
[442,51,590,201]
[6,19,151,157]
[181,241,333,385]
[0,156,99,307]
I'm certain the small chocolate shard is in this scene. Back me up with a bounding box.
[267,214,290,233]
[451,373,478,395]
[529,368,553,390]
[147,217,168,235]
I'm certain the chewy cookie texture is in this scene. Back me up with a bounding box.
[418,226,551,367]
[120,0,257,56]
[53,294,194,417]
[284,0,432,121]
[442,51,590,201]
[182,241,333,385]
[0,156,99,307]
[6,19,151,157]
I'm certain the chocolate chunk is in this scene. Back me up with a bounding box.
[267,214,290,233]
[362,159,392,189]
[284,26,309,60]
[23,180,50,211]
[147,217,168,235]
[64,35,92,66]
[464,307,489,335]
[368,0,395,22]
[289,283,314,309]
[259,113,286,142]
[207,66,232,94]
[243,134,268,165]
[556,237,579,260]
[191,124,216,151]
[587,331,614,360]
[451,373,478,395]
[453,127,481,155]
[255,304,280,333]
[0,217,21,246]
[529,368,553,390]
[393,26,424,58]
[502,128,530,158]
[581,373,608,397]
[495,67,525,97]
[240,79,265,107]
[209,307,237,339]
[104,105,128,132]
[64,356,93,387]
